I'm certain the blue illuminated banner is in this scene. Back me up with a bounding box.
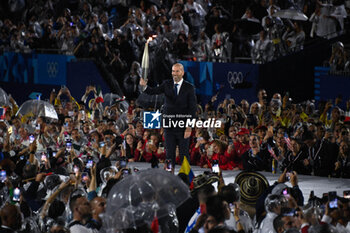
[0,52,33,83]
[180,61,259,105]
[36,54,67,85]
[0,53,109,104]
[314,67,350,109]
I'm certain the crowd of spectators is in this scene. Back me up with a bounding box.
[1,84,350,232]
[0,0,349,76]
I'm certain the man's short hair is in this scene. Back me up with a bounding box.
[22,163,38,179]
[69,194,83,212]
[103,130,114,136]
[206,195,227,223]
[49,200,65,219]
[173,63,184,72]
[273,215,284,233]
[219,183,240,204]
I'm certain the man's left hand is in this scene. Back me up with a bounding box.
[184,127,191,139]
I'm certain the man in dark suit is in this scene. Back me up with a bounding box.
[139,63,197,167]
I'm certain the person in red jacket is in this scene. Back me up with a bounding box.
[135,131,166,162]
[134,130,150,161]
[230,128,251,170]
[190,129,210,166]
[122,133,139,162]
[208,139,232,170]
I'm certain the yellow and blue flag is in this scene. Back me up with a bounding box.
[179,156,195,183]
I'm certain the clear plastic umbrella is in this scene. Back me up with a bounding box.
[16,99,58,120]
[273,9,308,21]
[103,93,129,113]
[103,168,190,231]
[0,88,10,107]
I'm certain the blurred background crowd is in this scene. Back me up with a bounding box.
[0,0,349,89]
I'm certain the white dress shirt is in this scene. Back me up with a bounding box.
[174,78,184,95]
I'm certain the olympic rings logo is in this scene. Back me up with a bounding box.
[47,62,59,78]
[227,71,243,89]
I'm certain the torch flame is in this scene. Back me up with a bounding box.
[147,35,158,43]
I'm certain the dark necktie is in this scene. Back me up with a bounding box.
[174,84,179,96]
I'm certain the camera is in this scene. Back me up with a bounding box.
[13,187,20,202]
[41,153,47,162]
[343,190,350,199]
[66,140,72,152]
[73,165,79,175]
[86,159,93,169]
[0,170,6,183]
[158,142,165,153]
[81,172,89,183]
[120,158,127,168]
[212,160,219,173]
[122,140,126,149]
[200,144,206,153]
[29,135,35,144]
[228,139,234,146]
[165,159,172,172]
[328,191,338,209]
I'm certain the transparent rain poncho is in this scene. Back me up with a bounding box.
[102,169,190,232]
[256,194,287,233]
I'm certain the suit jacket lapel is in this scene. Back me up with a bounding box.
[169,81,177,99]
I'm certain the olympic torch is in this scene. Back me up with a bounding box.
[141,35,157,82]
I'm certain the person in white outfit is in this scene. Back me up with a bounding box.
[255,194,287,233]
[220,183,254,233]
